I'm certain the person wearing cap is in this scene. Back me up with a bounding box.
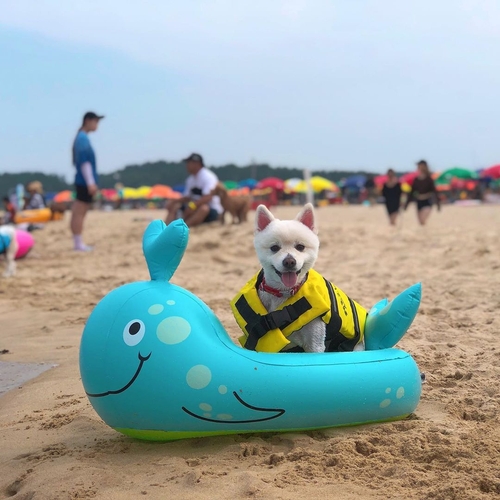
[165,153,223,227]
[70,111,104,251]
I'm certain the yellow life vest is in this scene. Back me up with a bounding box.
[231,269,367,353]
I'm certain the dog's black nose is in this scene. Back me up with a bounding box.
[282,255,296,269]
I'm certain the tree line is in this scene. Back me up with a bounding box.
[1,161,377,194]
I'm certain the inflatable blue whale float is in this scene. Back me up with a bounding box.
[79,220,422,442]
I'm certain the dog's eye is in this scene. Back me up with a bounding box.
[295,244,305,252]
[270,245,281,253]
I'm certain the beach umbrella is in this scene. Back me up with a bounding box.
[436,167,478,184]
[344,175,367,189]
[374,175,388,187]
[256,177,285,190]
[450,179,478,190]
[293,176,339,194]
[310,176,338,192]
[223,180,238,190]
[135,186,152,198]
[54,190,74,202]
[122,187,141,199]
[237,178,258,189]
[480,164,500,179]
[399,171,419,186]
[228,187,250,196]
[284,178,302,192]
[100,188,118,201]
[147,184,174,199]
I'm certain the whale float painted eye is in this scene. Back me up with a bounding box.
[123,319,146,346]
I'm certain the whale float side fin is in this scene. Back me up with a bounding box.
[364,283,421,350]
[142,219,189,281]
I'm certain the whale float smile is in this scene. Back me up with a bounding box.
[86,352,152,398]
[182,391,285,424]
[79,219,422,442]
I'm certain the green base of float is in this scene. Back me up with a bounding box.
[115,414,412,442]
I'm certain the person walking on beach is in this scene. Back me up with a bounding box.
[165,153,222,227]
[381,169,402,226]
[70,111,104,251]
[405,160,441,226]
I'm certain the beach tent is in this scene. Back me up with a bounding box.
[480,164,500,179]
[54,190,74,203]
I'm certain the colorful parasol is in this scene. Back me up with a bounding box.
[53,190,74,202]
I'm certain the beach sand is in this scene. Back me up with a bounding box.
[1,204,499,499]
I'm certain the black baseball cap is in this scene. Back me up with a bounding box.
[83,111,105,121]
[182,153,204,166]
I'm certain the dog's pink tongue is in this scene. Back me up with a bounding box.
[281,272,298,288]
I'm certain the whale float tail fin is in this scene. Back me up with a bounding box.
[143,219,189,281]
[364,283,421,350]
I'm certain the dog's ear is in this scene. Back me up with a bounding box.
[295,203,317,233]
[255,205,275,232]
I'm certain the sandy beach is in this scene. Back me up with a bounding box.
[1,204,499,500]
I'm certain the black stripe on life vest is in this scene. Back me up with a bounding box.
[323,279,345,352]
[334,297,361,352]
[234,294,312,351]
[329,280,339,316]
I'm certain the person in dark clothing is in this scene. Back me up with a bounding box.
[364,175,376,205]
[405,160,441,226]
[381,169,402,225]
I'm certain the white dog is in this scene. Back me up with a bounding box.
[231,204,367,353]
[0,226,18,277]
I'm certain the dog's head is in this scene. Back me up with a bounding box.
[253,204,319,290]
[211,183,227,198]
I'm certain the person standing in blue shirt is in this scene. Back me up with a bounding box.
[70,111,104,251]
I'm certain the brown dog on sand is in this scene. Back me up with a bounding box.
[212,183,252,224]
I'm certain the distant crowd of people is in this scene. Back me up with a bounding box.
[0,110,476,253]
[381,160,441,227]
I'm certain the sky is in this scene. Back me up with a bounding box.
[1,0,500,179]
